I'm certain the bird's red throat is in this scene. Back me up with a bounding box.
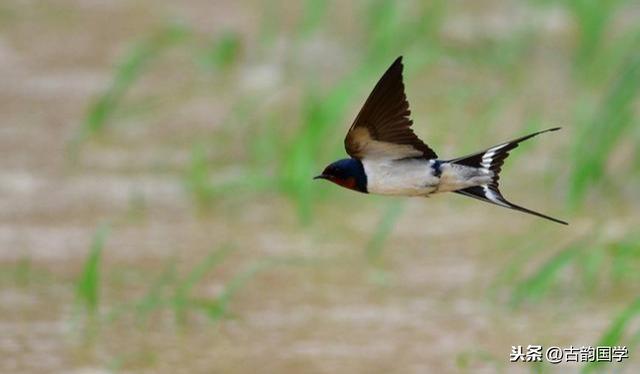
[330,176,357,191]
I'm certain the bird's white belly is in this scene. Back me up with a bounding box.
[362,158,439,196]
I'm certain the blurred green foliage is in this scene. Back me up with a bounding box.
[71,1,640,370]
[106,246,240,326]
[583,297,640,373]
[76,224,110,317]
[570,49,640,207]
[73,22,190,154]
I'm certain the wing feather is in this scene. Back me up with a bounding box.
[344,56,437,160]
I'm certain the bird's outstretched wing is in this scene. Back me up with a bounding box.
[344,56,437,160]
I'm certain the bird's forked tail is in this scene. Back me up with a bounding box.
[448,127,568,225]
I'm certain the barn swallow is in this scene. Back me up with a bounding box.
[314,56,567,225]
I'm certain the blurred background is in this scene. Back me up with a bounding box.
[1,0,639,373]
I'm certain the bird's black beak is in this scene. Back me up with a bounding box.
[313,174,329,180]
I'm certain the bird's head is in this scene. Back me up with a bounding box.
[314,158,367,193]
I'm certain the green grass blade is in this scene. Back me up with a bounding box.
[569,42,640,207]
[133,260,177,323]
[172,246,235,324]
[199,31,241,70]
[184,142,215,208]
[582,297,640,373]
[510,245,579,307]
[71,22,190,155]
[201,257,312,322]
[204,261,272,321]
[75,224,110,315]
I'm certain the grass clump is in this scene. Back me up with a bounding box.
[104,249,311,327]
[171,247,235,324]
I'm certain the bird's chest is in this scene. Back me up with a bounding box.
[362,159,439,196]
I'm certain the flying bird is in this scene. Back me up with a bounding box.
[314,56,567,225]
